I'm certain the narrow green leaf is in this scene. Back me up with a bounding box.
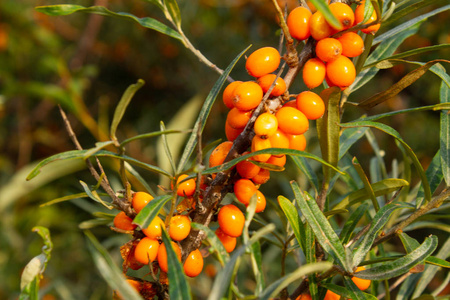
[83,141,115,159]
[425,256,450,268]
[35,5,182,40]
[343,276,374,300]
[79,180,113,209]
[160,121,176,174]
[19,276,40,300]
[177,46,250,173]
[352,157,379,211]
[441,81,450,185]
[340,203,369,244]
[250,241,265,294]
[142,0,164,10]
[305,223,319,300]
[164,0,182,28]
[339,127,368,160]
[321,283,377,300]
[355,235,438,280]
[26,150,88,180]
[39,192,89,207]
[125,163,156,196]
[278,196,306,252]
[79,218,111,229]
[259,262,332,300]
[308,0,342,29]
[399,232,421,253]
[133,195,172,228]
[291,156,319,195]
[291,182,352,272]
[85,231,143,300]
[110,79,145,141]
[191,223,229,266]
[161,229,191,300]
[417,151,443,208]
[384,0,437,27]
[120,129,183,147]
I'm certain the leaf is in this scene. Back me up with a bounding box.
[352,157,379,211]
[291,182,352,272]
[358,60,449,110]
[340,121,431,203]
[191,223,229,266]
[164,0,182,29]
[291,156,319,195]
[441,81,450,185]
[177,45,250,173]
[250,241,265,294]
[133,195,172,229]
[161,229,191,300]
[35,5,182,40]
[343,276,375,300]
[399,232,420,253]
[85,231,143,300]
[120,129,183,147]
[340,203,369,244]
[110,79,145,142]
[258,262,332,300]
[308,0,342,30]
[278,196,306,252]
[383,0,438,27]
[355,235,438,280]
[39,192,89,207]
[339,126,368,160]
[321,282,377,300]
[425,256,450,268]
[416,151,443,208]
[159,121,176,174]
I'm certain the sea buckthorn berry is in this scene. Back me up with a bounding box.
[296,294,312,300]
[218,204,245,237]
[251,135,272,162]
[245,47,281,78]
[267,154,286,168]
[209,141,233,168]
[296,91,325,120]
[169,215,191,241]
[255,190,266,213]
[157,241,181,273]
[309,11,334,41]
[257,74,287,97]
[302,58,326,89]
[287,6,312,41]
[337,32,365,57]
[352,266,371,290]
[329,2,355,31]
[252,168,271,185]
[215,228,237,253]
[225,121,243,141]
[176,174,196,197]
[236,153,261,179]
[326,55,356,88]
[142,216,165,239]
[183,249,204,277]
[234,178,257,206]
[113,211,137,231]
[254,112,278,137]
[276,107,309,135]
[268,129,290,153]
[134,237,159,265]
[315,38,342,62]
[283,100,297,108]
[324,290,340,300]
[288,134,307,151]
[227,108,252,129]
[233,81,263,111]
[355,3,381,34]
[222,81,242,109]
[132,192,154,214]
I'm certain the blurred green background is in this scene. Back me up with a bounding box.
[0,0,448,299]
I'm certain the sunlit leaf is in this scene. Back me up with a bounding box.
[133,195,172,229]
[164,0,182,28]
[278,196,306,251]
[441,81,450,185]
[308,0,342,29]
[120,129,184,147]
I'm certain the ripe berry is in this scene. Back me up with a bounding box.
[157,241,181,273]
[169,215,191,241]
[267,154,286,168]
[215,228,237,253]
[251,168,270,185]
[268,129,290,155]
[254,112,278,137]
[352,266,371,290]
[209,141,233,168]
[288,134,307,151]
[287,6,312,41]
[236,153,261,179]
[227,107,252,129]
[257,74,287,97]
[134,237,160,264]
[302,58,326,89]
[225,121,243,141]
[218,204,245,237]
[234,178,257,206]
[275,107,309,135]
[255,190,266,213]
[315,38,342,62]
[329,2,355,31]
[251,135,272,162]
[355,3,380,34]
[296,294,312,300]
[233,81,263,111]
[296,91,325,120]
[113,211,137,231]
[337,32,365,57]
[326,55,356,88]
[222,81,242,109]
[324,290,340,300]
[142,216,165,239]
[183,249,204,277]
[245,47,281,78]
[132,192,154,214]
[309,11,333,41]
[175,174,196,197]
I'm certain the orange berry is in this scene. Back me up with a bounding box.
[355,4,380,34]
[169,215,191,241]
[268,129,290,155]
[302,58,326,89]
[113,211,137,231]
[324,290,340,300]
[215,228,237,253]
[251,135,272,162]
[288,134,307,151]
[227,107,252,129]
[296,91,325,120]
[329,2,355,31]
[267,154,286,168]
[225,121,243,141]
[157,241,181,273]
[218,204,245,237]
[237,153,261,179]
[287,6,312,41]
[132,192,154,214]
[337,32,365,57]
[309,11,334,40]
[254,112,279,137]
[245,47,281,78]
[183,249,204,277]
[296,293,312,300]
[252,168,271,185]
[134,237,160,264]
[176,174,196,197]
[234,178,257,206]
[276,107,309,135]
[209,141,233,168]
[222,81,242,109]
[326,55,356,88]
[352,266,371,290]
[257,74,287,97]
[283,100,297,108]
[233,81,263,111]
[255,190,266,213]
[315,38,342,62]
[142,216,165,239]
